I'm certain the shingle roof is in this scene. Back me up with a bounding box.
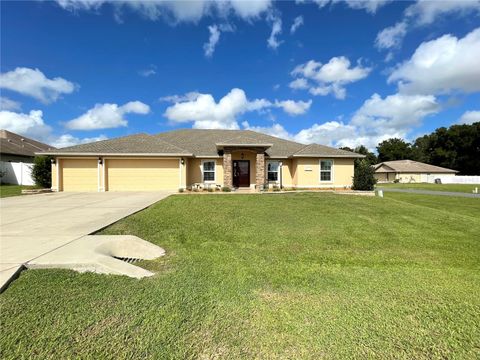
[293,143,365,158]
[40,133,192,155]
[374,160,458,173]
[0,129,55,157]
[39,129,362,158]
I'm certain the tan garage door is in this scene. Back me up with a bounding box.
[62,159,98,192]
[106,159,179,191]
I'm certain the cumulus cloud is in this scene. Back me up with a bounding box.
[242,121,293,140]
[376,0,480,52]
[56,0,272,23]
[458,110,480,125]
[405,0,480,26]
[0,110,52,141]
[290,15,304,34]
[163,88,311,129]
[0,67,76,104]
[274,99,312,115]
[65,101,150,130]
[388,28,480,95]
[267,11,283,49]
[52,134,108,148]
[375,21,407,50]
[302,0,392,14]
[291,56,371,99]
[0,97,21,111]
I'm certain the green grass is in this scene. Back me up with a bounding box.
[1,193,479,359]
[0,184,39,198]
[376,182,480,193]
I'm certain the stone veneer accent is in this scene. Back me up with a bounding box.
[255,152,265,191]
[223,151,233,188]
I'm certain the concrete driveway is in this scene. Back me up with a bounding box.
[0,191,172,290]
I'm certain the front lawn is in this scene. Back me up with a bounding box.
[1,193,479,359]
[0,184,39,198]
[376,182,480,193]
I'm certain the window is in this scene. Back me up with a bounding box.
[267,161,279,182]
[202,160,215,182]
[320,160,333,182]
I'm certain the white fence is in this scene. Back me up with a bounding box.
[0,161,34,185]
[425,175,480,184]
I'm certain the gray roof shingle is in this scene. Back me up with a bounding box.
[374,160,458,173]
[0,129,55,157]
[39,129,362,158]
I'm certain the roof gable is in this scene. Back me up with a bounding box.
[374,160,458,173]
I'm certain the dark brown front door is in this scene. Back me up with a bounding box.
[233,160,250,188]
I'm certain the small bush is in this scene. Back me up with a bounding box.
[222,186,231,192]
[208,187,214,192]
[178,188,184,193]
[32,156,53,188]
[352,159,376,191]
[393,179,400,183]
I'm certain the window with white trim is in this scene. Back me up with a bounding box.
[320,160,333,181]
[202,160,215,182]
[267,161,279,182]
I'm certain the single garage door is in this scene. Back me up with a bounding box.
[106,159,179,191]
[62,159,98,192]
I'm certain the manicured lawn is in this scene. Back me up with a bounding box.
[376,182,480,193]
[1,193,479,359]
[0,184,39,198]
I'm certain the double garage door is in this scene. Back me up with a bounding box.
[61,158,179,191]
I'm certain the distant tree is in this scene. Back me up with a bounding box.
[354,145,377,165]
[352,159,376,191]
[377,138,413,162]
[32,156,53,188]
[339,146,354,152]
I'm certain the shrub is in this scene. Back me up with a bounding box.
[352,159,376,191]
[178,188,184,193]
[208,187,214,192]
[32,156,53,188]
[222,186,231,192]
[393,179,400,183]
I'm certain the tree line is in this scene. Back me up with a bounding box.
[341,121,480,175]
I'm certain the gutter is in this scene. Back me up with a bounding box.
[35,152,194,157]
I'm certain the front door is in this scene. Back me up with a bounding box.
[233,160,250,188]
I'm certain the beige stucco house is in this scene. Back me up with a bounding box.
[39,129,364,192]
[374,160,458,183]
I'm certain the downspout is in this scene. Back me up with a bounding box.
[279,161,283,189]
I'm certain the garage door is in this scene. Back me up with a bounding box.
[62,159,98,192]
[106,159,179,191]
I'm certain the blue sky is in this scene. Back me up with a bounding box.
[1,0,479,149]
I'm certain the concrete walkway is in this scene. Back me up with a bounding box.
[0,191,172,291]
[378,187,480,198]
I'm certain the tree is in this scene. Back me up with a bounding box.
[354,145,377,165]
[32,156,53,188]
[376,138,412,162]
[352,159,376,191]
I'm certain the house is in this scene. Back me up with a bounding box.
[0,129,55,185]
[38,129,364,192]
[373,159,458,183]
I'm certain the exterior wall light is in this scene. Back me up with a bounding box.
[181,158,185,165]
[98,158,103,165]
[50,158,55,164]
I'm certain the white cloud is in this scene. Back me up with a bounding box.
[242,121,293,140]
[458,110,480,125]
[290,15,304,34]
[204,24,221,57]
[138,65,157,77]
[159,92,202,103]
[163,88,311,129]
[56,0,272,23]
[289,78,310,90]
[375,21,407,50]
[303,0,392,14]
[0,109,109,148]
[65,101,150,130]
[52,134,108,148]
[0,67,76,104]
[274,99,312,115]
[267,11,283,49]
[405,0,480,26]
[0,97,21,111]
[388,28,480,95]
[291,56,371,99]
[163,88,270,129]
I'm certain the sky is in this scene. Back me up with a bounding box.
[1,0,479,150]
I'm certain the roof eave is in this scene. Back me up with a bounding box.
[36,152,193,157]
[291,154,365,158]
[215,143,273,147]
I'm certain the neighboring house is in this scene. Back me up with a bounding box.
[38,129,364,192]
[373,159,458,183]
[0,129,55,185]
